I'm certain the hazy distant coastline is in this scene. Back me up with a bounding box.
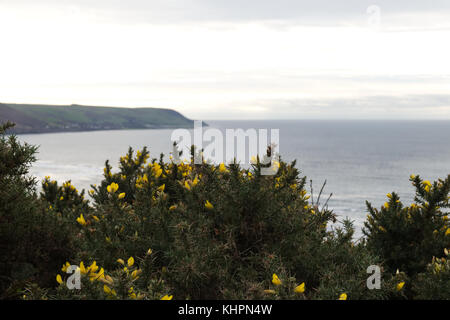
[0,103,195,134]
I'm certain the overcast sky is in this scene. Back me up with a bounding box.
[1,1,450,119]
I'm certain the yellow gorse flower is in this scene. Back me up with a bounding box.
[192,175,199,187]
[89,267,105,282]
[157,184,165,192]
[95,267,105,280]
[274,160,281,168]
[218,163,228,173]
[79,261,88,274]
[161,295,173,300]
[423,180,432,187]
[154,168,163,178]
[127,256,134,267]
[118,192,126,199]
[107,182,119,194]
[272,273,281,286]
[104,285,116,296]
[263,289,276,294]
[88,261,98,273]
[129,292,137,299]
[61,262,70,272]
[76,214,86,226]
[338,293,347,300]
[396,282,405,291]
[56,274,63,285]
[294,282,305,293]
[99,275,114,285]
[131,269,142,279]
[117,258,125,265]
[205,200,214,210]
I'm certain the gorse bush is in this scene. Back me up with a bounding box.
[363,175,450,276]
[40,177,90,215]
[412,250,450,300]
[0,122,449,300]
[0,122,77,298]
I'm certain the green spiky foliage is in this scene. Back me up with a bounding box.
[0,122,77,298]
[1,122,449,300]
[363,175,450,277]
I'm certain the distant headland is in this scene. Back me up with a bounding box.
[0,103,196,134]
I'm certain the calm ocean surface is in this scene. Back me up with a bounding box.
[18,120,450,237]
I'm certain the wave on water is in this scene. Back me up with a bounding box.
[30,160,104,191]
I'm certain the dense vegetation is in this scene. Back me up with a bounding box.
[0,103,193,134]
[1,122,449,300]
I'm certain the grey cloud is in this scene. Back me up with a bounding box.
[250,95,450,119]
[6,0,450,25]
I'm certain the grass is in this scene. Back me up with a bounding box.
[0,103,194,134]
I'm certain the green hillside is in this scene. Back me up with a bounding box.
[0,103,194,134]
